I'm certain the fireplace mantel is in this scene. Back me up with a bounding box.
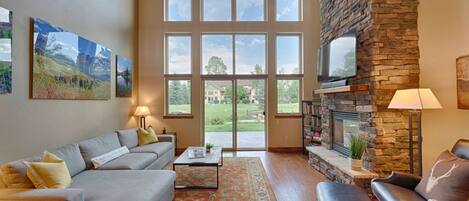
[314,85,369,94]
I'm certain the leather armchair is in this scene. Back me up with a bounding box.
[371,139,469,201]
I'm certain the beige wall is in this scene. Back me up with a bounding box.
[138,0,320,149]
[419,0,469,171]
[0,0,137,163]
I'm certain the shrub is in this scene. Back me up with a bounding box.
[210,117,224,125]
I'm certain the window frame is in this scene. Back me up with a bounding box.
[165,0,193,22]
[275,0,303,22]
[164,33,193,117]
[275,33,303,75]
[165,78,193,116]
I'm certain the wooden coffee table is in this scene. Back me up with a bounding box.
[172,146,223,189]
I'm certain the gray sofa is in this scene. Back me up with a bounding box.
[0,128,176,201]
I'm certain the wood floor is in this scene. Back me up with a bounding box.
[223,151,328,201]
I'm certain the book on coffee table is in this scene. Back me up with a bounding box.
[187,147,206,159]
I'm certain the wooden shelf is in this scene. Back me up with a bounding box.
[314,85,369,94]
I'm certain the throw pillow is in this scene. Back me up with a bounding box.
[415,150,469,201]
[147,126,159,142]
[91,146,129,168]
[25,151,72,189]
[0,173,5,188]
[138,127,158,145]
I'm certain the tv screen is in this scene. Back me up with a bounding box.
[317,30,357,83]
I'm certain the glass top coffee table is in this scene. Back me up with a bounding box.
[172,146,223,189]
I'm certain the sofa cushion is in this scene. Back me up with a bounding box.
[372,182,425,201]
[50,144,86,177]
[70,170,175,201]
[1,156,40,188]
[117,128,138,149]
[79,133,121,169]
[130,142,173,157]
[415,150,469,201]
[0,173,6,188]
[97,153,157,170]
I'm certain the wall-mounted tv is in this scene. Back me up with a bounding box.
[317,30,357,83]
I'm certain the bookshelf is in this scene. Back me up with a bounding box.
[302,99,322,154]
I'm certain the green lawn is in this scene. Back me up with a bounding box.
[170,103,298,132]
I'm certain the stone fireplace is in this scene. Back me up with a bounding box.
[308,0,421,189]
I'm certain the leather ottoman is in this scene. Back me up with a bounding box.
[316,182,371,201]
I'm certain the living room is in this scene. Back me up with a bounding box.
[0,0,467,201]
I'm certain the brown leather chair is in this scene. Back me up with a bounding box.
[371,139,469,201]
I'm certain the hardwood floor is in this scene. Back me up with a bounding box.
[223,151,328,201]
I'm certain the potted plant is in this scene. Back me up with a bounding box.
[349,135,368,171]
[205,143,214,153]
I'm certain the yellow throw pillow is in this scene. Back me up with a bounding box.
[138,127,158,145]
[147,126,159,142]
[26,151,71,189]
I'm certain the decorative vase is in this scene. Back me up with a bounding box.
[206,148,211,153]
[350,158,362,171]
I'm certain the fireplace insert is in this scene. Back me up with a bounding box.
[331,111,359,156]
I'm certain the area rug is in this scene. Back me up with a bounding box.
[171,157,277,201]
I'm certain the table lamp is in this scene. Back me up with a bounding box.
[134,106,151,128]
[388,88,442,176]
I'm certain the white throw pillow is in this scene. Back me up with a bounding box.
[91,146,129,168]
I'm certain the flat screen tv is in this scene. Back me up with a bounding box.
[317,30,357,83]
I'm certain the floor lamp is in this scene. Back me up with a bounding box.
[388,88,442,176]
[134,106,151,129]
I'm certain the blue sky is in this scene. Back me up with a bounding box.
[167,0,191,21]
[203,0,231,21]
[235,34,266,74]
[202,35,233,74]
[236,0,264,21]
[277,35,300,74]
[117,55,132,73]
[167,35,191,74]
[276,0,300,21]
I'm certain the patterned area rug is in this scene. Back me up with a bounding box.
[171,157,277,201]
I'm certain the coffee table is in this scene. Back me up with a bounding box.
[172,146,223,189]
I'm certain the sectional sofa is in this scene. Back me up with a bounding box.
[0,128,176,201]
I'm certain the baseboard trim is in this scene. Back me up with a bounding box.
[267,147,302,152]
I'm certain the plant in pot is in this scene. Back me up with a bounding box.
[349,135,368,171]
[205,143,214,153]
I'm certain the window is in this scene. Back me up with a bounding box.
[202,34,233,75]
[276,0,301,21]
[166,0,191,21]
[166,35,191,74]
[277,79,300,113]
[276,35,301,74]
[236,0,265,21]
[167,80,191,114]
[202,0,231,21]
[235,34,266,74]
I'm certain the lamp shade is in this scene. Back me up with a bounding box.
[388,88,442,110]
[134,106,151,116]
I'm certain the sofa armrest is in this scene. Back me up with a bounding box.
[0,188,84,201]
[371,171,422,190]
[157,135,175,144]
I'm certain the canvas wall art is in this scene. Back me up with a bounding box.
[457,55,469,109]
[0,7,12,94]
[116,55,132,97]
[32,18,111,100]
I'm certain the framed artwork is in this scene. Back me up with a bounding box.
[456,55,469,109]
[116,55,132,97]
[32,18,111,100]
[0,7,12,94]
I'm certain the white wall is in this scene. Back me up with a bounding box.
[0,0,137,163]
[419,0,469,171]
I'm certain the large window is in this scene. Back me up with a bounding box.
[276,34,302,114]
[276,0,301,21]
[166,0,191,21]
[165,34,192,115]
[202,34,267,75]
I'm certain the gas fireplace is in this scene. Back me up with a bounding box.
[331,111,359,156]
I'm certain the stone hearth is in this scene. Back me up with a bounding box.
[313,0,421,179]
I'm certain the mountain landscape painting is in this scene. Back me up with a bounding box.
[32,18,111,100]
[116,55,132,97]
[0,7,12,94]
